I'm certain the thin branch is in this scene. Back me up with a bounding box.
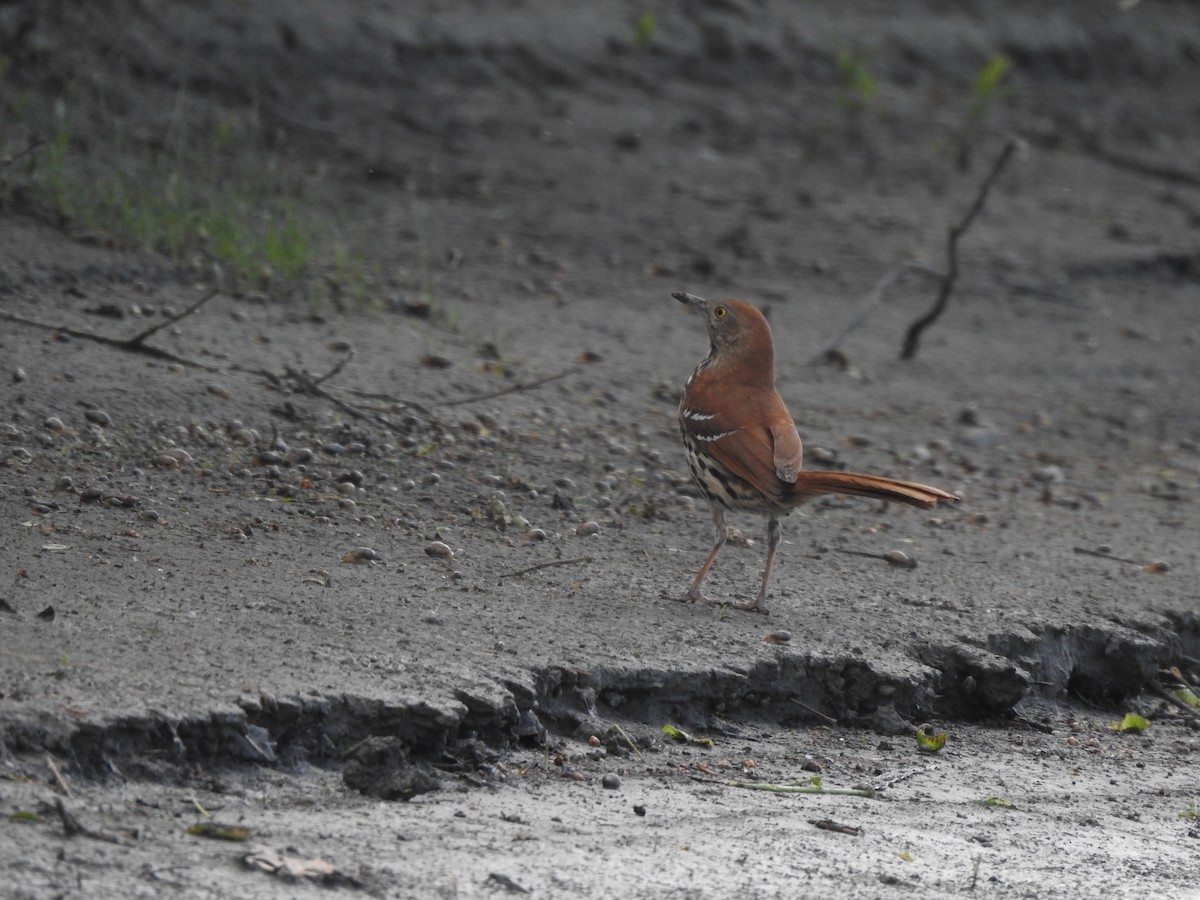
[790,699,838,726]
[311,348,356,386]
[439,367,578,408]
[1080,141,1200,188]
[806,262,943,365]
[689,775,876,799]
[45,753,72,796]
[0,304,223,372]
[500,555,593,579]
[1148,682,1200,725]
[1072,546,1143,566]
[124,287,219,348]
[901,138,1019,360]
[1,136,45,171]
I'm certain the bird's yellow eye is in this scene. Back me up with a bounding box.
[714,306,727,319]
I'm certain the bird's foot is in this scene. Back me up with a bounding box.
[731,598,770,615]
[662,588,716,606]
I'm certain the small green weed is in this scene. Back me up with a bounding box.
[836,47,877,111]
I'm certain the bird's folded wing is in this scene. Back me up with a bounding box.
[684,413,788,504]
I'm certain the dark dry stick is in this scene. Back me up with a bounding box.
[124,287,219,347]
[810,818,862,836]
[1072,546,1142,566]
[499,555,593,579]
[0,287,224,372]
[344,367,577,418]
[807,262,943,365]
[439,366,578,408]
[791,698,838,726]
[901,138,1019,360]
[310,348,356,386]
[1,136,45,170]
[1149,682,1200,725]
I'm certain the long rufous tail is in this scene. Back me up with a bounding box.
[788,471,958,510]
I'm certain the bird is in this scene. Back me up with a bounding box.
[670,291,959,614]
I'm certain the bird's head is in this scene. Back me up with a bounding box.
[673,291,775,378]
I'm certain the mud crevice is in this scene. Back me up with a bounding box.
[914,616,1185,718]
[3,614,1192,783]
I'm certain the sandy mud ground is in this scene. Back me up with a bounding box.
[2,2,1199,897]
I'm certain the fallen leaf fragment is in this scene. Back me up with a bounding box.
[1110,713,1149,733]
[243,845,362,887]
[1170,687,1200,709]
[661,724,715,748]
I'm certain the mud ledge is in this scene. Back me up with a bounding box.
[4,614,1191,786]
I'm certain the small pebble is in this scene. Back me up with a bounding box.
[230,428,257,446]
[883,549,916,569]
[601,773,621,790]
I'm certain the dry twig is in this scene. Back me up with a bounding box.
[500,556,593,579]
[901,138,1019,360]
[0,287,223,371]
[807,262,943,365]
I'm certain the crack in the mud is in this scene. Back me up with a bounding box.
[4,613,1193,790]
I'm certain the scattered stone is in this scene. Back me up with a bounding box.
[1032,465,1065,484]
[341,547,379,563]
[883,549,916,569]
[425,541,454,559]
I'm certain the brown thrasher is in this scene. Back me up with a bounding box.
[670,291,959,614]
